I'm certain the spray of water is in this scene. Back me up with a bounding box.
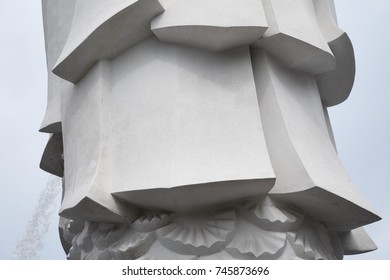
[13,175,61,259]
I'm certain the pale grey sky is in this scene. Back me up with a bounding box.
[329,0,390,259]
[0,0,388,260]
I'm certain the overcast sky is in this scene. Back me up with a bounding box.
[0,0,389,260]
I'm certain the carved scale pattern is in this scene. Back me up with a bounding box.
[63,196,344,260]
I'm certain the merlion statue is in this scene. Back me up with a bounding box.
[40,0,380,260]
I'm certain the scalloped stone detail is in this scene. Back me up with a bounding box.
[91,223,129,250]
[131,213,172,232]
[63,219,84,244]
[287,220,336,260]
[73,222,98,252]
[107,228,155,259]
[157,209,237,256]
[276,235,307,260]
[67,221,98,259]
[67,244,81,260]
[225,219,286,259]
[242,197,304,231]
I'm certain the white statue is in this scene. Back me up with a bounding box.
[40,0,380,259]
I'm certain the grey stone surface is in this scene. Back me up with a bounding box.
[41,0,380,259]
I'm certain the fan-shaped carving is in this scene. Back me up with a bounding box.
[67,222,155,260]
[67,243,81,260]
[157,210,237,256]
[63,219,84,244]
[108,229,155,259]
[225,219,286,259]
[276,235,307,260]
[288,220,336,260]
[73,222,98,252]
[67,221,97,259]
[91,223,128,250]
[131,213,172,232]
[242,197,304,231]
[328,230,344,260]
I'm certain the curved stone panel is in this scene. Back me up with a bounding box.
[253,0,336,75]
[60,60,138,222]
[109,38,275,212]
[40,133,64,177]
[251,49,380,230]
[52,0,164,83]
[338,227,378,255]
[40,0,76,132]
[151,0,268,51]
[313,0,355,107]
[316,33,355,107]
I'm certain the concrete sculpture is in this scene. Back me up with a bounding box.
[40,0,380,259]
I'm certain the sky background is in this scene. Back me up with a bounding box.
[0,0,388,260]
